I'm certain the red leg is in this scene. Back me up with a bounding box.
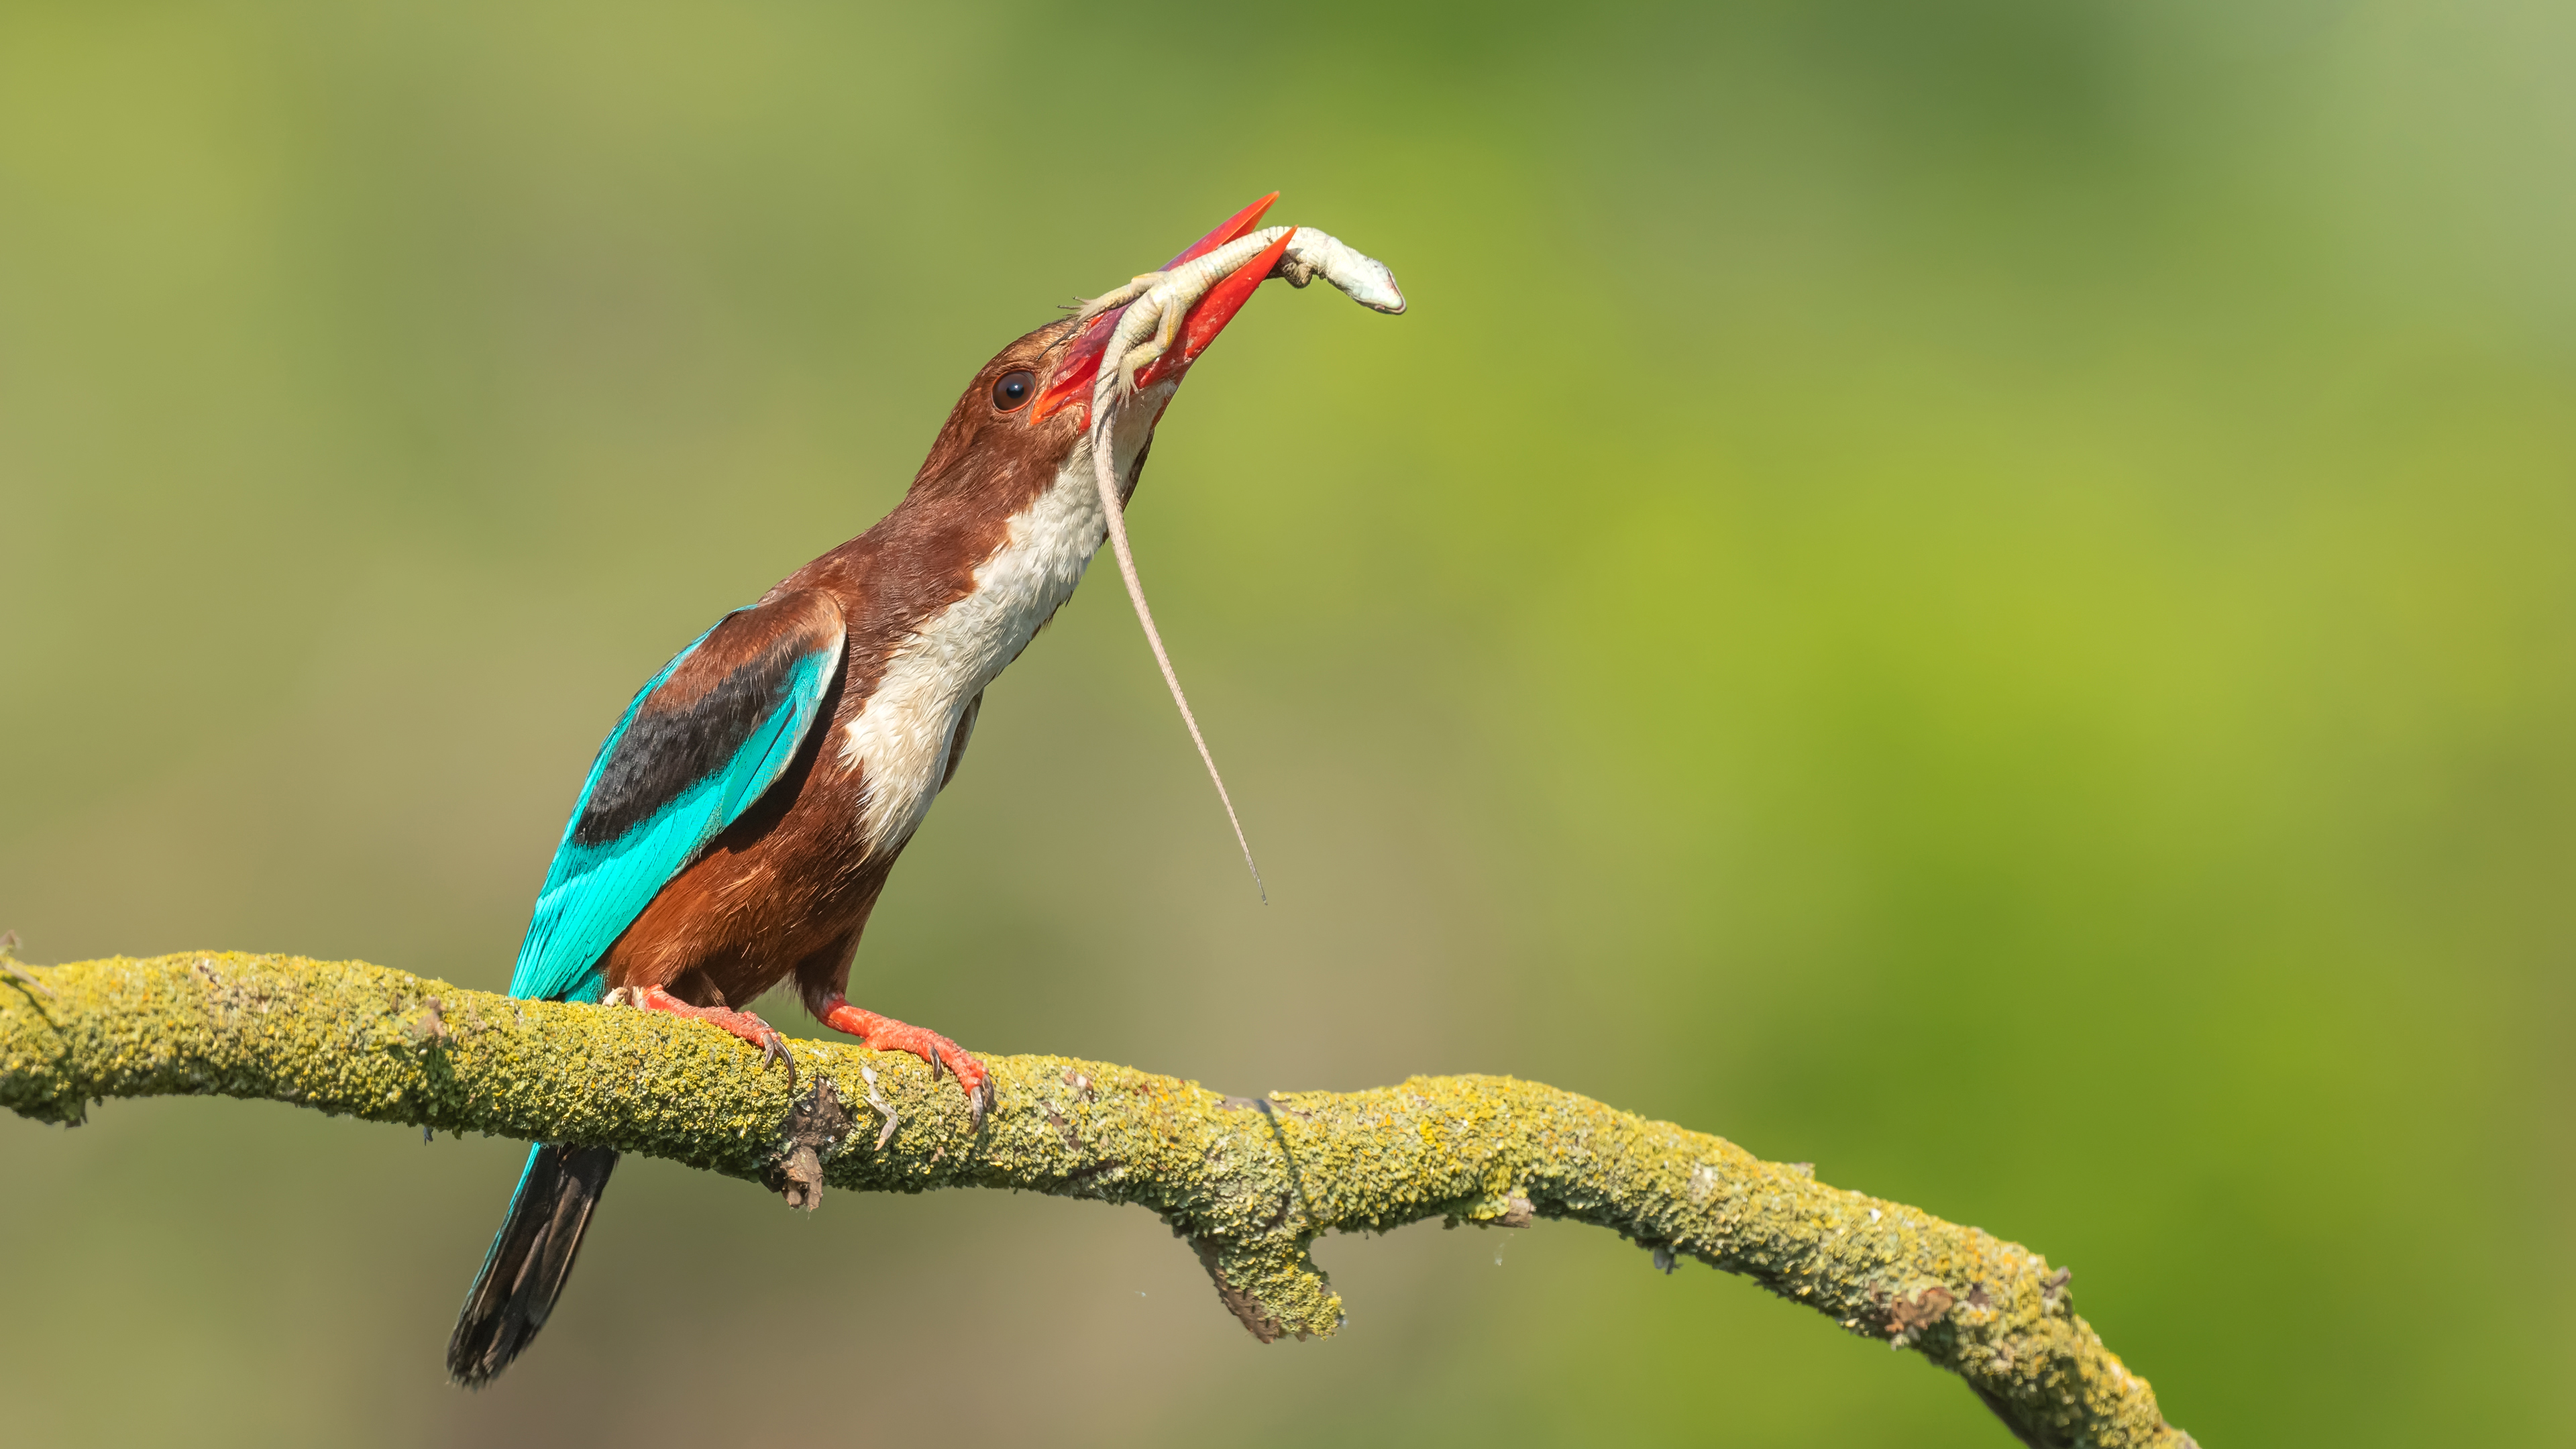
[818,996,992,1125]
[622,984,795,1085]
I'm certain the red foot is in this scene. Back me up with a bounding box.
[623,984,796,1085]
[819,996,992,1126]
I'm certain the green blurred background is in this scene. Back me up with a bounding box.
[4,1,2571,1444]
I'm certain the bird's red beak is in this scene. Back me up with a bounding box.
[1030,193,1295,426]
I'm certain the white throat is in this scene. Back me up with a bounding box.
[835,391,1167,857]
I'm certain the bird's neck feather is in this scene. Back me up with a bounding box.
[835,389,1168,856]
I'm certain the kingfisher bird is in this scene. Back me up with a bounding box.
[447,195,1401,1386]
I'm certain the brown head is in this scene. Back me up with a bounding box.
[873,195,1392,900]
[901,193,1291,511]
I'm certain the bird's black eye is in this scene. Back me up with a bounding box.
[993,369,1035,411]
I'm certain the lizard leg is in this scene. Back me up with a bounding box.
[1120,298,1190,396]
[1073,272,1165,326]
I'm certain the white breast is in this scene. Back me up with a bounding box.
[835,400,1162,857]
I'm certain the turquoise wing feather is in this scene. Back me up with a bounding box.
[508,591,846,1004]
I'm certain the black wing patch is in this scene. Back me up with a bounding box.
[571,592,845,849]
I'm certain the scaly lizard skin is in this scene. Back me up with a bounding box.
[1070,220,1407,896]
[1079,225,1406,402]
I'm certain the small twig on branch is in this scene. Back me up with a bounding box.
[0,931,52,998]
[0,952,2193,1448]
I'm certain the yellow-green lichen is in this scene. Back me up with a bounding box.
[0,951,2192,1448]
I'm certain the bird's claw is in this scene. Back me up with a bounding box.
[934,1043,996,1129]
[932,1040,995,1127]
[626,985,798,1088]
[816,996,991,1130]
[748,1017,799,1088]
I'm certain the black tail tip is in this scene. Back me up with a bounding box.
[446,1144,617,1390]
[446,1316,539,1390]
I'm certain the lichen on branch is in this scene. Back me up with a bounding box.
[0,951,2192,1448]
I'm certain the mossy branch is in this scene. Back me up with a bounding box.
[1,951,2191,1448]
